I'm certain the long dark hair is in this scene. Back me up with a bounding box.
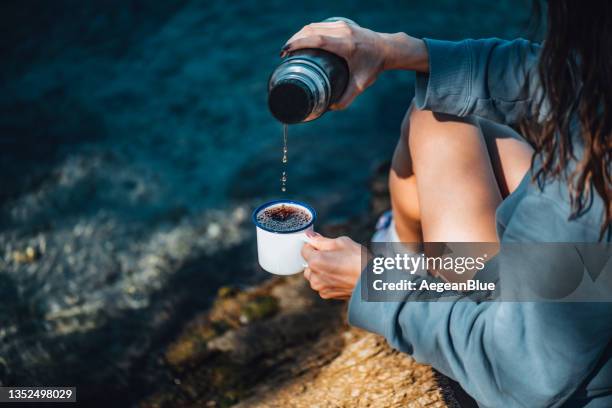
[522,0,611,239]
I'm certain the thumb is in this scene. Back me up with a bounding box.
[306,231,338,251]
[330,77,362,110]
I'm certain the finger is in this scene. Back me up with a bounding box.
[284,22,350,46]
[303,267,312,281]
[319,290,349,300]
[283,28,311,48]
[301,243,318,261]
[306,21,350,29]
[330,77,362,110]
[284,25,330,48]
[306,250,334,273]
[319,291,332,299]
[307,234,340,251]
[307,274,324,292]
[284,35,347,57]
[305,230,322,239]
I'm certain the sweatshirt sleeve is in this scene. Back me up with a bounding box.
[414,38,541,126]
[348,200,612,407]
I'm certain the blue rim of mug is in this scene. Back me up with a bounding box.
[252,199,317,234]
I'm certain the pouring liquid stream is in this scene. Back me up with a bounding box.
[281,124,288,192]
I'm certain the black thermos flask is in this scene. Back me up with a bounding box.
[267,17,356,124]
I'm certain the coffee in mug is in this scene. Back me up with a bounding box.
[256,204,312,232]
[252,200,316,275]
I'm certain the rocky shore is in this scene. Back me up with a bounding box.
[138,164,469,408]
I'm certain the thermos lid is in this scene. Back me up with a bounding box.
[267,17,356,124]
[268,78,315,124]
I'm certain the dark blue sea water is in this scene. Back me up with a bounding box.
[0,0,529,402]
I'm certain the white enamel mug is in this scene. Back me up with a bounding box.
[252,200,316,275]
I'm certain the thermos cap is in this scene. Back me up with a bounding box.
[268,78,314,124]
[268,57,330,124]
[267,17,356,124]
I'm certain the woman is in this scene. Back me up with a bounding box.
[287,1,612,407]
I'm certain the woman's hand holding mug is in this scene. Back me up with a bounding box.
[301,232,366,300]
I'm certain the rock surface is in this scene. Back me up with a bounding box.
[140,275,456,408]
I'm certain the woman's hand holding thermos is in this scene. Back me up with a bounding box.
[281,19,429,110]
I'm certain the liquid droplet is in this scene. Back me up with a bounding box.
[281,124,289,192]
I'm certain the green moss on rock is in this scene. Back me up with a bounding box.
[241,295,278,323]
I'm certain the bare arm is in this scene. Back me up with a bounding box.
[379,32,429,73]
